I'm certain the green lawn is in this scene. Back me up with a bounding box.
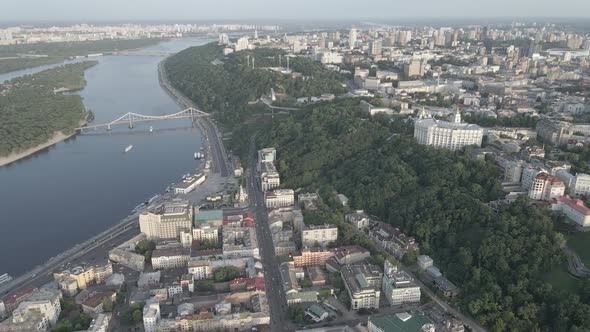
[567,232,590,267]
[543,263,580,294]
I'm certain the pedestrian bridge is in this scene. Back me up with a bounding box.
[76,107,210,131]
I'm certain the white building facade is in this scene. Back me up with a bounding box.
[414,112,483,151]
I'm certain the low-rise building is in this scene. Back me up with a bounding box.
[80,291,116,315]
[260,161,280,192]
[293,248,334,267]
[345,210,371,229]
[168,284,183,298]
[258,147,276,165]
[94,263,113,284]
[53,266,96,290]
[108,248,145,272]
[298,192,320,210]
[368,311,435,332]
[86,313,111,332]
[56,276,78,297]
[551,195,590,228]
[187,259,213,280]
[192,224,219,243]
[286,291,319,306]
[0,288,62,331]
[369,223,418,259]
[529,172,565,201]
[151,247,190,270]
[333,245,370,265]
[382,261,421,306]
[302,224,338,248]
[417,255,433,270]
[173,173,206,194]
[305,304,330,322]
[341,263,382,310]
[264,189,295,208]
[274,241,297,256]
[143,302,160,332]
[222,226,259,258]
[138,271,161,288]
[434,276,460,298]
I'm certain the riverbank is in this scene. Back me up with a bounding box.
[0,38,167,75]
[0,37,210,279]
[158,56,232,177]
[0,61,97,166]
[0,131,76,167]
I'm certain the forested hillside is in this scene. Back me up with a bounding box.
[164,42,590,331]
[258,98,590,331]
[165,42,345,127]
[0,61,96,156]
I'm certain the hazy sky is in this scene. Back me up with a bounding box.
[2,0,589,22]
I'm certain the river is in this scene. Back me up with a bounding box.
[0,37,211,276]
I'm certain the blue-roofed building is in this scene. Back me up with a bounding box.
[195,209,223,226]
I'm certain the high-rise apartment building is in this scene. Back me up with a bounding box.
[139,200,193,240]
[349,28,357,49]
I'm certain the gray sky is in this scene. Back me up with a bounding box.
[2,0,589,22]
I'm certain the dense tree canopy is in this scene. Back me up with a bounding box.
[0,61,96,156]
[257,98,588,331]
[165,43,345,129]
[165,42,590,331]
[0,39,163,74]
[214,266,242,282]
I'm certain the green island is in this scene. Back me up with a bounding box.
[165,42,590,331]
[0,61,96,160]
[0,39,164,74]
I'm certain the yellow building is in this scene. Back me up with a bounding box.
[53,266,95,289]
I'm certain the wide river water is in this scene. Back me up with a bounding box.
[0,37,210,276]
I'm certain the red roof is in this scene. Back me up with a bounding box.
[4,288,35,304]
[535,172,563,185]
[222,211,255,227]
[554,195,590,216]
[229,276,265,291]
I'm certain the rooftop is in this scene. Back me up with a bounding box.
[416,117,482,131]
[195,209,223,222]
[554,195,590,216]
[368,311,434,332]
[152,247,190,258]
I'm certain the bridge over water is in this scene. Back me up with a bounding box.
[76,107,210,131]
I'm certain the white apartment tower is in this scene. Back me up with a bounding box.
[349,28,357,49]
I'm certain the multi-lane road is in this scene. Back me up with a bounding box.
[1,215,139,298]
[158,60,230,177]
[245,136,294,331]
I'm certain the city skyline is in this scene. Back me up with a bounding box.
[2,0,590,22]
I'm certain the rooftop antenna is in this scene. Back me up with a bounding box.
[252,57,255,69]
[247,54,250,68]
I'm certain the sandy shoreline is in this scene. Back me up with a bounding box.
[0,131,76,167]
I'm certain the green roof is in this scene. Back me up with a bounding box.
[356,273,368,288]
[368,312,433,332]
[195,210,223,222]
[287,291,318,302]
[306,304,329,317]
